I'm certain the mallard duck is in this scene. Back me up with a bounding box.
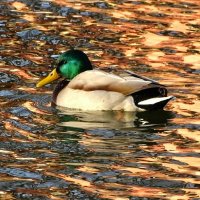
[36,49,174,111]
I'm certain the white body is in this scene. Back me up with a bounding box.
[56,88,141,111]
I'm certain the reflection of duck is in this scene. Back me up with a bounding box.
[58,109,137,129]
[57,109,175,130]
[37,49,174,111]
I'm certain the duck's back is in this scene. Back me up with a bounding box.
[68,70,151,95]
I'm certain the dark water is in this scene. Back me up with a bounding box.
[0,0,200,199]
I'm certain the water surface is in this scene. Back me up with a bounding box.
[0,0,200,199]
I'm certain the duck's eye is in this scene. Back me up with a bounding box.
[56,60,67,74]
[58,60,67,66]
[56,65,61,74]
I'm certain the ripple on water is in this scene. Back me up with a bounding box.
[0,167,43,180]
[0,90,28,101]
[0,0,200,199]
[58,7,76,16]
[0,72,20,83]
[4,57,35,67]
[16,29,43,40]
[93,2,112,9]
[148,12,168,18]
[158,30,187,38]
[7,106,32,118]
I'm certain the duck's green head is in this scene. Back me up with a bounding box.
[36,50,93,88]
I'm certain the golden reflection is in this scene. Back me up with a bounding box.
[22,54,45,64]
[23,102,53,122]
[111,10,136,18]
[177,129,200,143]
[10,69,33,80]
[78,166,100,173]
[173,100,200,116]
[11,2,28,11]
[124,48,137,57]
[162,161,200,181]
[0,192,14,200]
[184,189,200,198]
[1,0,200,199]
[143,32,169,46]
[173,156,200,169]
[59,174,91,187]
[184,54,200,66]
[0,175,34,182]
[147,51,165,61]
[163,143,178,152]
[22,14,36,22]
[170,21,189,32]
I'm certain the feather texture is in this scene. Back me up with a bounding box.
[67,70,152,95]
[54,70,173,111]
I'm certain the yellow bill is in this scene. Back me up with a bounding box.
[36,69,60,88]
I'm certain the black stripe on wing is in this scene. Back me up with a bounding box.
[125,70,166,87]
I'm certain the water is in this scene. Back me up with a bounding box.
[0,0,200,199]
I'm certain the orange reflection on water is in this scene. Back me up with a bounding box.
[11,2,29,11]
[0,0,200,199]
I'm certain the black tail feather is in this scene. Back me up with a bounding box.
[132,87,173,110]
